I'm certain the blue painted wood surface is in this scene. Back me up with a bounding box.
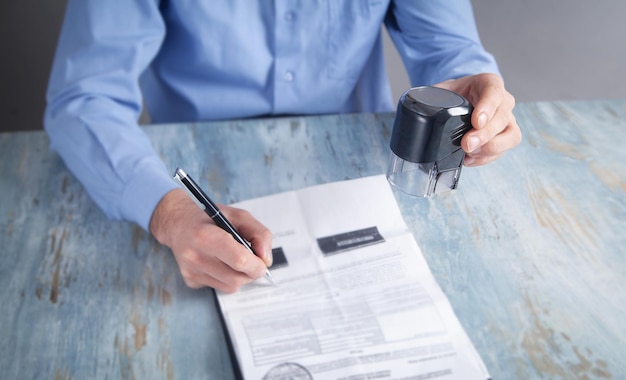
[1,99,625,379]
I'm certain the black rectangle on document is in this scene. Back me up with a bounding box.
[268,247,288,269]
[316,226,385,256]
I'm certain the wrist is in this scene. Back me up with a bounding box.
[149,188,190,247]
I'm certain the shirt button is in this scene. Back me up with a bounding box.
[284,11,295,21]
[283,71,294,82]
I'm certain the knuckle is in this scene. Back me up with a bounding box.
[507,116,523,146]
[231,253,250,271]
[507,92,516,108]
[230,208,251,220]
[191,226,211,243]
[492,83,505,98]
[180,268,192,280]
[180,248,201,265]
[183,277,202,289]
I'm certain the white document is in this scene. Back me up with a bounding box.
[217,175,489,380]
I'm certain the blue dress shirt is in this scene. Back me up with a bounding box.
[45,0,499,230]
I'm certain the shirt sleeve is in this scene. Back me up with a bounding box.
[44,0,179,231]
[385,0,500,86]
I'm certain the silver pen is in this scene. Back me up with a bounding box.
[173,167,277,286]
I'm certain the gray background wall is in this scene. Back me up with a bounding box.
[2,0,625,132]
[384,0,626,103]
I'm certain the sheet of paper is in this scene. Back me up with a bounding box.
[217,175,489,380]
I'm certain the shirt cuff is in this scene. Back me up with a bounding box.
[121,157,180,232]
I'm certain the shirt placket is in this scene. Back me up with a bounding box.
[273,0,300,113]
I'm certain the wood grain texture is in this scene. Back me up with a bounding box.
[0,100,624,379]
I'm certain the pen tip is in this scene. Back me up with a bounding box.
[266,271,277,287]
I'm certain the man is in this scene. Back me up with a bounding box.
[45,1,521,293]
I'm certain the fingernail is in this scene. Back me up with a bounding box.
[464,156,476,165]
[478,112,488,128]
[467,136,481,153]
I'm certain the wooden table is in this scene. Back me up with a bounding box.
[1,99,625,379]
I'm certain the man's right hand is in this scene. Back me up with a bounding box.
[149,189,273,293]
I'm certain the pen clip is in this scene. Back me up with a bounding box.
[173,168,208,211]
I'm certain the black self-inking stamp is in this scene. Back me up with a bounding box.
[387,86,473,197]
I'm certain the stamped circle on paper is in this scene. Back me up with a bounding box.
[263,362,313,380]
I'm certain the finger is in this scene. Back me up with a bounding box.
[469,75,506,130]
[464,152,503,167]
[213,239,268,279]
[471,121,522,158]
[183,271,243,293]
[185,217,267,278]
[463,109,511,153]
[464,95,517,154]
[181,260,256,292]
[174,229,263,288]
[203,255,262,284]
[221,206,274,267]
[464,121,521,167]
[182,278,204,289]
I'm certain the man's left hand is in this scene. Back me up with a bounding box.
[435,73,522,166]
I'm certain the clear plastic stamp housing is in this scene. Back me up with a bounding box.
[387,153,462,197]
